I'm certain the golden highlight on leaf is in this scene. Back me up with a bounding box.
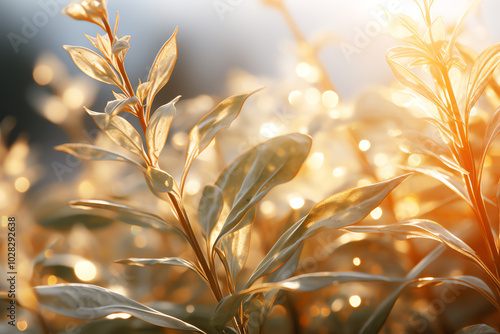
[386,56,446,112]
[146,28,178,117]
[181,89,262,193]
[198,185,224,239]
[146,96,180,167]
[219,209,256,287]
[55,143,142,168]
[212,133,312,248]
[147,166,177,194]
[115,257,206,282]
[86,108,145,157]
[246,174,411,287]
[63,45,122,87]
[35,284,206,333]
[69,199,177,231]
[395,131,466,174]
[466,43,500,123]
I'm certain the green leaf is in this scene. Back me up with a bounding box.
[146,96,179,167]
[69,199,176,231]
[212,133,312,248]
[181,89,261,192]
[115,257,205,282]
[246,174,410,287]
[63,45,122,86]
[146,28,178,117]
[55,143,143,169]
[457,324,500,334]
[86,108,145,157]
[35,284,206,333]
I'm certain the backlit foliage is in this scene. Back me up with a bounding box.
[5,0,500,333]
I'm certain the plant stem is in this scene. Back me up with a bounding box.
[440,69,500,279]
[169,193,223,300]
[103,19,148,134]
[168,193,246,333]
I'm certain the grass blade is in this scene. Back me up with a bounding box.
[35,284,206,333]
[246,174,411,287]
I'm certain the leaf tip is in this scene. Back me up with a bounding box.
[54,144,65,151]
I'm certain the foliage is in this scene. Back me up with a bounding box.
[20,0,500,333]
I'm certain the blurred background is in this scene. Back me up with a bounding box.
[3,0,498,178]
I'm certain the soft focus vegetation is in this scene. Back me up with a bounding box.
[3,0,500,333]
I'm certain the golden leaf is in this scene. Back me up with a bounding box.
[55,143,142,168]
[63,45,122,87]
[181,89,261,192]
[211,133,312,248]
[69,199,175,231]
[212,272,406,329]
[145,96,179,167]
[396,131,467,174]
[246,174,411,287]
[96,34,112,59]
[86,108,144,157]
[198,185,224,239]
[400,165,471,205]
[35,284,206,333]
[465,43,500,122]
[146,28,178,117]
[104,96,139,125]
[112,35,131,57]
[147,166,177,194]
[479,106,500,182]
[386,56,446,112]
[345,220,498,286]
[218,209,256,288]
[424,16,445,51]
[115,257,205,282]
[387,11,423,48]
[137,80,152,103]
